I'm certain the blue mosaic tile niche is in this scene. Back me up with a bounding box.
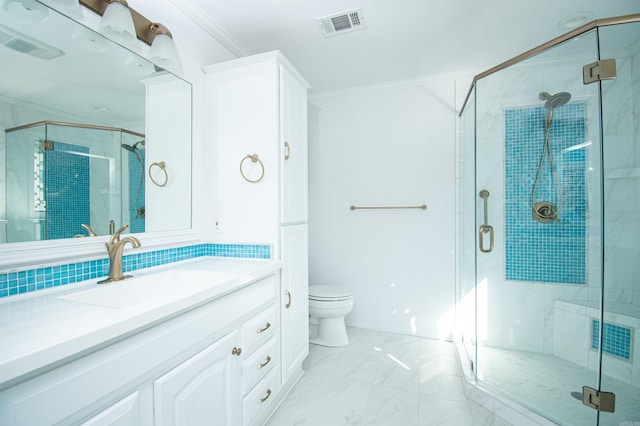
[504,103,586,284]
[592,319,632,361]
[126,147,145,234]
[44,141,90,240]
[0,243,271,298]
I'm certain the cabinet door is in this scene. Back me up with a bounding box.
[154,331,239,426]
[280,65,308,225]
[280,224,309,383]
[80,392,142,426]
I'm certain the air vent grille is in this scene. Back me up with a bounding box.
[317,8,366,38]
[0,24,64,60]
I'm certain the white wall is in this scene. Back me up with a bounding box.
[308,77,459,340]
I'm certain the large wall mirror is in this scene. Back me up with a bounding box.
[0,0,192,251]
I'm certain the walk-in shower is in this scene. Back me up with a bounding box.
[531,91,571,223]
[457,14,640,426]
[3,121,145,242]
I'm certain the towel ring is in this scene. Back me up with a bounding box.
[240,154,264,183]
[149,161,168,187]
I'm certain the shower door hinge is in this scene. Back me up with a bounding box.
[583,59,616,84]
[582,386,615,412]
[41,140,54,151]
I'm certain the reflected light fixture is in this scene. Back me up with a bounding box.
[148,23,180,68]
[98,0,137,47]
[125,52,155,75]
[48,0,80,9]
[72,25,109,52]
[2,0,49,22]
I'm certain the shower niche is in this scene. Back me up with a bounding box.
[5,121,145,243]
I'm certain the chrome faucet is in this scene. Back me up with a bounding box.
[98,225,141,284]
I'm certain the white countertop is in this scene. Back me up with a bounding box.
[0,257,281,388]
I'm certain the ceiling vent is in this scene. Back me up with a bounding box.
[317,8,366,38]
[0,24,64,60]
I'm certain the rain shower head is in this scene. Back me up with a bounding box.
[121,143,143,166]
[121,143,136,153]
[539,91,572,110]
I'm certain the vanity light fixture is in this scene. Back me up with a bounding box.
[79,0,181,69]
[148,23,180,68]
[2,0,49,23]
[98,0,137,47]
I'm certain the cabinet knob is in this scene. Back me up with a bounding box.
[285,290,292,309]
[284,141,290,161]
[232,347,242,356]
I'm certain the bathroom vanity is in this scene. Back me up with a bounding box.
[0,258,302,425]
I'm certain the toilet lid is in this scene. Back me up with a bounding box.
[309,285,353,301]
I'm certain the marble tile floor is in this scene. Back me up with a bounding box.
[267,327,511,425]
[477,346,640,426]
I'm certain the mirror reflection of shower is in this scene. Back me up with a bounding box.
[121,140,145,219]
[531,91,572,223]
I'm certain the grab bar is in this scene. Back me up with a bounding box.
[479,190,494,253]
[350,205,427,211]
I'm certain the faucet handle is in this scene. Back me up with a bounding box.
[110,225,130,244]
[81,224,97,236]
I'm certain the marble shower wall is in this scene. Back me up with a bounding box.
[472,27,640,357]
[601,34,640,307]
[473,41,601,354]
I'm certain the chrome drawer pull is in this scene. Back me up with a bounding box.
[232,347,242,356]
[257,322,271,333]
[257,356,272,369]
[258,389,272,404]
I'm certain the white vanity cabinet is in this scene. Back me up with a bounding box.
[153,331,240,426]
[280,224,309,384]
[204,50,310,400]
[0,272,279,426]
[280,64,308,225]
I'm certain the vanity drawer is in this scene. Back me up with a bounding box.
[242,336,277,394]
[242,367,279,426]
[241,305,276,353]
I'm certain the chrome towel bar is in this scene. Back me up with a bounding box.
[350,205,427,211]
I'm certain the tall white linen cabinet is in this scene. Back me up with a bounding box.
[203,51,310,424]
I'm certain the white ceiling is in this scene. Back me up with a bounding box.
[185,0,640,93]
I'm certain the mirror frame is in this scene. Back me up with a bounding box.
[0,0,202,269]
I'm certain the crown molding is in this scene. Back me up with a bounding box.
[168,0,250,58]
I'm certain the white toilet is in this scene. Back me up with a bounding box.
[308,285,354,347]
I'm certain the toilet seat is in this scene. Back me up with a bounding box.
[309,285,353,301]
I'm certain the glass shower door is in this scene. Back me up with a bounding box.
[597,20,640,426]
[474,29,603,425]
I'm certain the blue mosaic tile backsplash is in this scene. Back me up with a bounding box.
[592,319,632,361]
[504,103,586,284]
[0,243,271,298]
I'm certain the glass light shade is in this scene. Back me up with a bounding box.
[3,0,49,22]
[98,1,137,47]
[148,33,181,68]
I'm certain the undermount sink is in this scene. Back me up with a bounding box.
[58,270,237,309]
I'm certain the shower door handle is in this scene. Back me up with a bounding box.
[479,224,494,253]
[479,190,494,253]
